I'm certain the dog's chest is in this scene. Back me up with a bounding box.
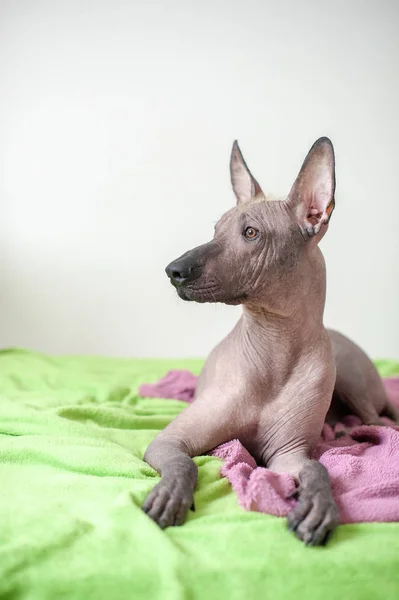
[237,370,330,465]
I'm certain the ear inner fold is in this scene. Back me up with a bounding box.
[288,137,336,239]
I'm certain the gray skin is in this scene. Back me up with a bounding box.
[142,137,398,546]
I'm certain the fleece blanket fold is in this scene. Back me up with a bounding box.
[1,349,399,600]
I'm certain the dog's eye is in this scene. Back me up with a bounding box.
[244,227,259,240]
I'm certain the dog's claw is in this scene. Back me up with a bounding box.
[303,532,313,545]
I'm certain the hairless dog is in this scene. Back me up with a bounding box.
[142,137,398,545]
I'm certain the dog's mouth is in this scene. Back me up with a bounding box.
[175,284,246,305]
[176,287,194,302]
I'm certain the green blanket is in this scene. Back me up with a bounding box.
[1,349,399,600]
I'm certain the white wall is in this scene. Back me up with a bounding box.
[0,0,398,359]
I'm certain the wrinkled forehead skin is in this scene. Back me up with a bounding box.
[213,196,303,267]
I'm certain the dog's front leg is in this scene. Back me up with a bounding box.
[142,395,232,528]
[143,436,198,528]
[269,452,339,545]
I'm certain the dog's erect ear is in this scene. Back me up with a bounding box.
[287,137,336,239]
[230,140,263,205]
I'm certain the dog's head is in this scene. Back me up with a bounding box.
[166,137,335,306]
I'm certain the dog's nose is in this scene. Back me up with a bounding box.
[165,258,201,286]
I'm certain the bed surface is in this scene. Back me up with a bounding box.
[1,349,399,600]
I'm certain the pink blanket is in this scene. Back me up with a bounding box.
[139,373,399,524]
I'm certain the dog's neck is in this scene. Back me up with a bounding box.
[238,246,327,363]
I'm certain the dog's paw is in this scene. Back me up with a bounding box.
[287,486,339,546]
[142,477,194,529]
